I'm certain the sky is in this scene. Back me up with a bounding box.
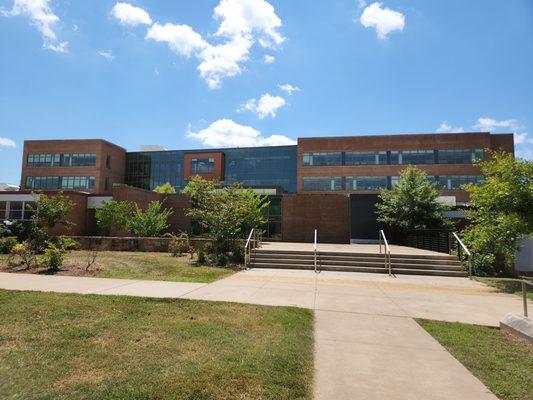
[0,0,532,185]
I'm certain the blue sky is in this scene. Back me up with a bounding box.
[1,0,532,185]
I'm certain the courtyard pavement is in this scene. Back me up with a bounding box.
[1,269,529,399]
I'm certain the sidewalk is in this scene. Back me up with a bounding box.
[1,269,528,399]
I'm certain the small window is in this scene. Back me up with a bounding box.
[106,155,111,169]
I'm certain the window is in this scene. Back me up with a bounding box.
[106,155,111,169]
[302,177,342,191]
[390,150,435,165]
[0,201,6,220]
[25,176,95,190]
[437,149,483,164]
[264,196,282,240]
[437,176,483,190]
[345,176,388,191]
[191,157,215,174]
[345,151,387,166]
[302,152,342,166]
[63,153,97,167]
[27,153,61,167]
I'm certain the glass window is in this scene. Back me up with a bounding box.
[437,176,483,190]
[27,153,61,167]
[302,177,342,191]
[437,149,483,164]
[9,201,23,220]
[0,201,6,220]
[346,176,388,191]
[302,152,342,166]
[390,150,435,165]
[191,157,215,174]
[345,151,387,165]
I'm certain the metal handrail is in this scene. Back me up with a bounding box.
[452,232,472,279]
[379,230,392,276]
[519,278,532,318]
[244,228,254,269]
[313,229,318,273]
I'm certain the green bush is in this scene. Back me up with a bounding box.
[41,243,65,271]
[196,246,207,264]
[53,236,81,251]
[168,232,191,257]
[10,242,38,269]
[0,237,18,254]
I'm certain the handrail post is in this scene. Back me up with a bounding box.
[244,228,254,269]
[314,229,318,273]
[523,281,528,318]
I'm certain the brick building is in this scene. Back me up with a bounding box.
[0,132,514,243]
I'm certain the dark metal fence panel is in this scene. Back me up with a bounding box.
[392,229,452,254]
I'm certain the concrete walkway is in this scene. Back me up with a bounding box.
[1,270,529,399]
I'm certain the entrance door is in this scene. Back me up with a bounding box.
[349,194,385,242]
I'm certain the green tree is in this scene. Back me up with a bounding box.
[32,192,74,229]
[128,201,173,237]
[182,176,269,263]
[376,166,452,230]
[463,151,532,275]
[153,182,176,194]
[95,200,135,235]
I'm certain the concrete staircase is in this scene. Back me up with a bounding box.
[249,248,467,277]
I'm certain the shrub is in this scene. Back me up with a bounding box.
[128,201,173,237]
[196,246,207,264]
[41,243,65,271]
[169,232,190,257]
[10,242,38,269]
[54,236,81,251]
[211,252,229,267]
[153,182,176,194]
[0,237,18,254]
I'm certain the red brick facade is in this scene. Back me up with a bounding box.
[21,139,126,195]
[282,194,350,243]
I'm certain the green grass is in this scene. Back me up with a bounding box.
[0,289,314,400]
[1,251,234,283]
[476,277,533,301]
[417,319,533,400]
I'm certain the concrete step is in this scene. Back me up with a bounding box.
[251,258,463,271]
[252,249,458,261]
[249,262,467,277]
[252,253,462,266]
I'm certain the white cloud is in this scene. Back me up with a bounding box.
[278,83,301,96]
[436,122,464,133]
[188,119,295,147]
[263,54,275,63]
[213,0,284,48]
[146,23,207,58]
[121,0,285,88]
[360,2,405,39]
[0,137,16,148]
[238,93,286,119]
[111,2,152,26]
[2,0,68,52]
[473,117,520,132]
[98,50,114,60]
[358,0,367,9]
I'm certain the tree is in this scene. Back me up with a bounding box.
[153,182,176,194]
[32,192,74,229]
[182,176,269,264]
[128,201,173,237]
[95,200,135,235]
[376,166,452,230]
[463,151,532,275]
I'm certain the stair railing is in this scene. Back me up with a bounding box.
[314,229,318,273]
[452,232,472,279]
[244,228,254,269]
[379,230,392,276]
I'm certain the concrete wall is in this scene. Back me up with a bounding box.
[515,236,533,272]
[282,194,350,243]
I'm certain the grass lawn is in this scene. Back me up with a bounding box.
[0,289,314,400]
[476,277,533,301]
[417,319,533,400]
[0,251,235,283]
